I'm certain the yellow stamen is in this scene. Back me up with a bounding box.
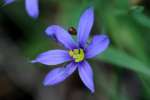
[68,49,85,62]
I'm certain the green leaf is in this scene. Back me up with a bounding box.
[132,8,150,28]
[96,47,150,77]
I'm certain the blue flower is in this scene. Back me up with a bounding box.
[32,7,110,93]
[3,0,15,4]
[3,0,39,18]
[25,0,39,18]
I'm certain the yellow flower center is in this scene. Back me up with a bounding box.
[69,49,85,62]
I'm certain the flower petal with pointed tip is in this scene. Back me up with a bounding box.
[45,25,77,49]
[25,0,39,18]
[77,7,94,48]
[43,62,77,85]
[78,61,95,93]
[31,50,71,65]
[85,35,110,59]
[3,0,15,4]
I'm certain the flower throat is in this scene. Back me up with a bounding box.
[69,49,84,62]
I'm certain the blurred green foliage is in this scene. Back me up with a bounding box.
[1,0,150,100]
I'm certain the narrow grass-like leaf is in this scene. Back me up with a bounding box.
[96,47,150,77]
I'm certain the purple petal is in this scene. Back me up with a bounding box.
[77,7,94,48]
[85,35,110,59]
[3,0,15,4]
[25,0,39,18]
[31,50,71,65]
[78,61,95,93]
[45,25,77,49]
[43,62,77,85]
